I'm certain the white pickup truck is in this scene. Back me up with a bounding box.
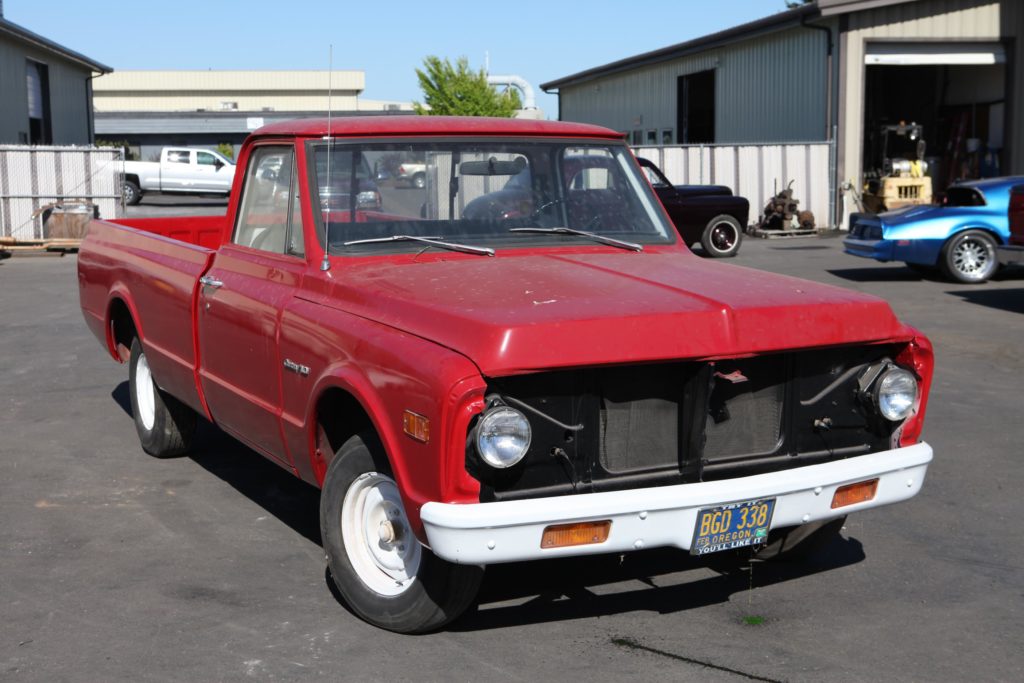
[122,147,235,205]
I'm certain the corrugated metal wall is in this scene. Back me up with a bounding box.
[0,37,94,145]
[635,143,833,228]
[840,0,1022,183]
[559,26,829,144]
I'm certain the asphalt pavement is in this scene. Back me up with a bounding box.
[1,220,1022,682]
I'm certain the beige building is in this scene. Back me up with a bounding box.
[92,70,413,160]
[93,70,411,113]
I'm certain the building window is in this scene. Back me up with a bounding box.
[677,69,715,144]
[631,130,643,145]
[661,129,674,145]
[646,130,658,144]
[26,60,52,145]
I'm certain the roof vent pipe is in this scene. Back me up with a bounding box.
[486,75,537,110]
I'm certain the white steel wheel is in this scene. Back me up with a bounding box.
[340,472,422,597]
[127,337,196,458]
[134,351,156,431]
[320,431,483,633]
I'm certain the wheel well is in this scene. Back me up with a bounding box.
[946,227,1002,248]
[315,387,376,481]
[108,298,137,361]
[124,174,140,186]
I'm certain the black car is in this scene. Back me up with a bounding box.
[637,157,749,257]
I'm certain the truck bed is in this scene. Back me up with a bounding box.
[79,216,228,415]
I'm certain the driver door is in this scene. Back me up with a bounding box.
[197,144,306,464]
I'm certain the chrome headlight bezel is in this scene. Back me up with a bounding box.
[475,406,532,469]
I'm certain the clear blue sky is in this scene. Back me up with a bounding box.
[6,0,793,117]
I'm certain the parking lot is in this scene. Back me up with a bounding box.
[2,211,1023,681]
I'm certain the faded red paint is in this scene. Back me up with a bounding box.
[77,117,932,538]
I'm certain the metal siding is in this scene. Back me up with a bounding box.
[558,27,828,144]
[0,37,30,142]
[840,0,1020,184]
[635,142,832,227]
[47,60,91,144]
[717,28,828,142]
[0,35,93,144]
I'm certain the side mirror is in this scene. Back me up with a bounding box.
[215,160,225,171]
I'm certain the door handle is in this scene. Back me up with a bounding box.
[199,275,224,290]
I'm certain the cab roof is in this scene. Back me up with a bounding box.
[253,115,623,140]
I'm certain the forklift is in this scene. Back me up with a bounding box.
[861,122,933,213]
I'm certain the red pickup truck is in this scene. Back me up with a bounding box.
[78,116,934,633]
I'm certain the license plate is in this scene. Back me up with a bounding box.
[690,499,775,555]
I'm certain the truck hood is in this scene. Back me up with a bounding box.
[314,250,907,375]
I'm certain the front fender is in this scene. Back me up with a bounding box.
[278,298,484,539]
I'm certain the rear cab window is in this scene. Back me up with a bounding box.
[944,187,986,207]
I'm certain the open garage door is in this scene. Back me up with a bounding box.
[862,41,1008,201]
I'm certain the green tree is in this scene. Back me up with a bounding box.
[414,56,521,117]
[216,142,235,160]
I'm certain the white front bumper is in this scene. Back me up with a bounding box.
[420,443,932,564]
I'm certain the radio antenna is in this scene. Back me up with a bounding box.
[320,44,334,272]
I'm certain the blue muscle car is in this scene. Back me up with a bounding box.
[843,176,1024,283]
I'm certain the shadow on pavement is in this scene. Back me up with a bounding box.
[449,535,864,631]
[947,288,1024,314]
[827,266,926,282]
[111,382,322,546]
[769,245,831,250]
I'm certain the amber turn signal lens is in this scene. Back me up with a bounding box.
[831,479,879,509]
[402,410,430,443]
[540,521,611,549]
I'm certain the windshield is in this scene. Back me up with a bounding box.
[308,139,675,255]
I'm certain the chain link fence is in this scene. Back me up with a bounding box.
[0,145,124,241]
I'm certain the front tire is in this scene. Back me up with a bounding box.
[320,432,483,633]
[940,230,999,283]
[123,180,142,206]
[128,338,196,457]
[412,173,426,190]
[700,215,743,257]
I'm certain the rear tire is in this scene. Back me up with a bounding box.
[700,215,743,257]
[123,180,142,206]
[940,230,998,283]
[320,431,483,633]
[412,173,426,190]
[128,338,196,457]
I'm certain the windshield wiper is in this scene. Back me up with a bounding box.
[343,235,495,257]
[509,227,643,252]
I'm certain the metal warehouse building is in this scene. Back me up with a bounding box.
[542,0,1022,228]
[0,4,110,144]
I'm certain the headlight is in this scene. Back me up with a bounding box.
[357,191,380,209]
[475,406,531,469]
[875,367,918,421]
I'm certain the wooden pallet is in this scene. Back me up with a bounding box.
[0,237,81,255]
[746,226,819,240]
